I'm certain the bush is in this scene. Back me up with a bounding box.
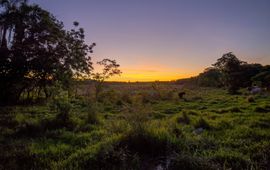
[120,126,178,158]
[49,89,71,117]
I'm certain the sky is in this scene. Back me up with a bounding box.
[31,0,270,81]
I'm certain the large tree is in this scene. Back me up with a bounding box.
[213,52,246,94]
[0,1,95,104]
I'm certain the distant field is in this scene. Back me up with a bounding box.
[1,83,270,169]
[75,81,184,96]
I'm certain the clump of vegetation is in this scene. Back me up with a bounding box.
[120,127,172,157]
[176,112,190,124]
[247,96,255,102]
[151,81,162,98]
[86,104,100,125]
[171,124,184,138]
[194,117,211,130]
[178,91,186,99]
[123,104,152,131]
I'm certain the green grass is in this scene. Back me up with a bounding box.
[0,86,270,169]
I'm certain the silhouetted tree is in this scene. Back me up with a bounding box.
[197,67,222,87]
[0,1,95,104]
[92,59,121,100]
[213,52,246,94]
[239,63,263,87]
[251,65,270,89]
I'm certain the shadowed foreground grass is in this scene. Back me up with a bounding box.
[0,86,270,169]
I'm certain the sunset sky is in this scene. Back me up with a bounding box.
[32,0,270,81]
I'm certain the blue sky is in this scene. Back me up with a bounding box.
[31,0,270,81]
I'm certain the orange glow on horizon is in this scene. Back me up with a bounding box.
[106,65,200,82]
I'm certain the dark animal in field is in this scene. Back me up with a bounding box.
[178,92,186,99]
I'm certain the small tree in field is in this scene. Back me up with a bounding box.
[213,52,246,94]
[92,59,121,100]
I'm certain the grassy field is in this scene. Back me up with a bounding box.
[1,84,270,169]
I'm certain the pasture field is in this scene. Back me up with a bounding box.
[1,83,270,169]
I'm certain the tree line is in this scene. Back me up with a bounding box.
[177,52,270,94]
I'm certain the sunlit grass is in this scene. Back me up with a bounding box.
[1,86,270,169]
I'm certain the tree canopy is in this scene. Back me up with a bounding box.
[213,52,246,94]
[197,67,222,87]
[0,0,95,104]
[176,52,270,93]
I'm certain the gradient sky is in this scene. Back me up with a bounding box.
[31,0,270,81]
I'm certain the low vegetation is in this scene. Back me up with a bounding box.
[1,86,270,169]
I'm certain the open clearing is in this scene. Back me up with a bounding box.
[1,84,270,169]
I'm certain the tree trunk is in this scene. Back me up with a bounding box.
[1,26,7,48]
